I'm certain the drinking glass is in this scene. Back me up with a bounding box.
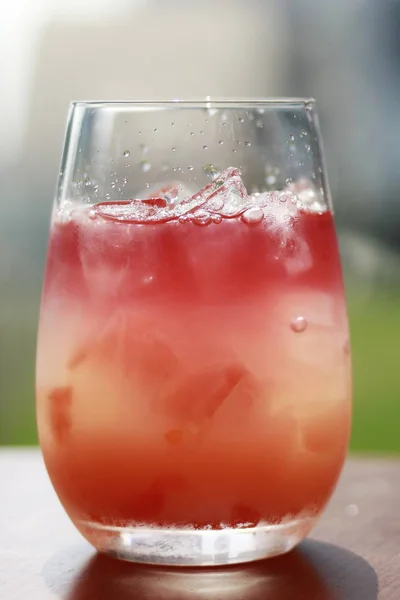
[36,99,351,566]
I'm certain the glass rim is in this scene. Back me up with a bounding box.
[71,98,316,110]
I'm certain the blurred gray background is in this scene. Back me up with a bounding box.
[1,0,400,451]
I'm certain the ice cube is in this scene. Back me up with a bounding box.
[187,167,250,218]
[162,363,251,427]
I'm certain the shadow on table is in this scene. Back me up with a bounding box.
[43,539,378,600]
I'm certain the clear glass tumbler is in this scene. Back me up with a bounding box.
[36,100,351,566]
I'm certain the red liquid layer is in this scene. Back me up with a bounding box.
[37,203,351,530]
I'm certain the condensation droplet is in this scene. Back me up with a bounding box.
[88,209,97,220]
[244,141,251,147]
[154,128,158,133]
[256,119,263,128]
[290,316,308,333]
[238,117,244,123]
[200,130,204,135]
[178,215,188,224]
[242,207,264,224]
[212,214,222,224]
[138,131,142,135]
[289,133,295,142]
[232,148,237,153]
[265,175,276,186]
[202,145,208,150]
[301,129,308,137]
[172,147,176,152]
[188,165,194,171]
[171,122,175,127]
[140,161,151,172]
[123,150,130,158]
[286,178,293,185]
[305,144,311,152]
[190,132,195,136]
[218,140,224,145]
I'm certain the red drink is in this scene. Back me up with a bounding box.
[37,169,351,562]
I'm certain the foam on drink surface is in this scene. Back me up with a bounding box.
[55,168,327,226]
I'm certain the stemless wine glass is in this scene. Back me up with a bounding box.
[36,99,351,566]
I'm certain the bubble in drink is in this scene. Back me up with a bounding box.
[242,207,264,224]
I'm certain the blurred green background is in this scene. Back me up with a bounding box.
[1,0,400,451]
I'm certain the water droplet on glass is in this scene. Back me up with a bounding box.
[289,133,295,142]
[172,147,176,152]
[218,140,224,145]
[200,130,204,135]
[188,165,194,171]
[290,316,308,333]
[305,144,311,153]
[286,178,293,185]
[233,148,237,153]
[237,140,242,145]
[140,160,151,172]
[89,209,97,220]
[123,150,130,158]
[154,128,158,133]
[238,117,244,123]
[212,214,222,224]
[244,141,251,147]
[110,182,116,189]
[138,131,142,136]
[85,180,92,187]
[191,132,195,136]
[140,144,148,154]
[257,108,265,114]
[301,129,308,137]
[178,215,188,224]
[106,193,110,200]
[256,119,263,128]
[171,122,175,127]
[203,145,208,150]
[78,148,82,153]
[242,207,264,224]
[145,183,150,188]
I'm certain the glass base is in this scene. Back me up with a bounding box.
[77,517,316,566]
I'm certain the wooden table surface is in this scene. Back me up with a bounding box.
[1,449,399,600]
